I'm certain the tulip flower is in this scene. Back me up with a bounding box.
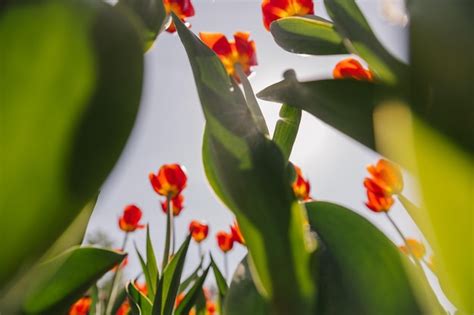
[161,194,185,216]
[206,300,217,314]
[216,231,234,253]
[261,0,314,30]
[116,300,131,315]
[365,189,394,213]
[292,165,311,201]
[69,296,91,315]
[175,292,186,308]
[230,220,245,245]
[199,32,257,81]
[135,281,148,295]
[118,204,145,233]
[163,0,195,33]
[189,220,209,243]
[366,158,404,195]
[399,238,426,259]
[149,163,187,198]
[333,58,373,81]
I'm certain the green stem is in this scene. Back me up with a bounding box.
[105,232,128,315]
[224,253,228,281]
[162,195,172,269]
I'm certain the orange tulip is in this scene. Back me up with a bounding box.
[199,32,257,81]
[366,159,403,195]
[69,296,91,315]
[365,189,394,213]
[163,0,195,33]
[230,221,245,245]
[216,231,234,253]
[206,300,217,314]
[161,194,185,216]
[118,204,145,232]
[261,0,314,30]
[149,164,187,198]
[399,239,426,259]
[333,58,373,81]
[175,292,186,308]
[189,220,209,243]
[116,300,131,315]
[135,281,148,295]
[292,165,311,201]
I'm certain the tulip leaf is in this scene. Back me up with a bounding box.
[210,255,228,297]
[178,257,203,293]
[22,247,126,314]
[305,201,440,314]
[258,71,402,151]
[136,245,155,301]
[272,104,301,161]
[0,0,143,290]
[323,0,407,84]
[153,235,191,315]
[270,16,348,55]
[223,257,270,315]
[146,226,159,296]
[126,281,153,315]
[174,14,315,314]
[175,265,211,315]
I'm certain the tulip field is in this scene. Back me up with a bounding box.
[0,0,472,314]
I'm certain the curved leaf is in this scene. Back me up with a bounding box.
[210,255,228,297]
[175,265,210,315]
[23,247,126,314]
[270,16,348,55]
[127,281,153,315]
[0,0,143,289]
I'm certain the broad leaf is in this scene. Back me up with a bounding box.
[0,0,143,289]
[270,16,348,55]
[306,201,439,314]
[223,257,269,315]
[272,104,301,161]
[22,247,126,314]
[153,235,191,315]
[175,265,211,315]
[127,281,153,315]
[174,14,315,314]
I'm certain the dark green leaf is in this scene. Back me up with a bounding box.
[258,70,402,150]
[178,257,203,293]
[270,16,348,55]
[136,245,155,300]
[175,265,211,315]
[324,0,407,84]
[306,201,438,314]
[210,255,228,297]
[126,281,153,315]
[0,0,143,290]
[111,288,128,315]
[174,14,315,314]
[22,247,126,314]
[223,257,269,315]
[153,235,191,315]
[272,104,301,161]
[146,226,159,297]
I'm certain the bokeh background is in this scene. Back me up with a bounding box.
[86,0,449,306]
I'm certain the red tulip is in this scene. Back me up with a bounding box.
[189,220,209,243]
[69,296,91,315]
[118,205,145,232]
[161,194,185,216]
[366,159,404,195]
[163,0,195,33]
[262,0,314,30]
[216,231,234,253]
[333,58,373,81]
[149,164,187,198]
[292,165,311,201]
[230,221,245,245]
[365,189,394,213]
[199,32,257,82]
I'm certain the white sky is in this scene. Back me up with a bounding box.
[85,0,452,309]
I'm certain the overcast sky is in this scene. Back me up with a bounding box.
[85,0,452,308]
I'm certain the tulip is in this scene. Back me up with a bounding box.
[161,194,185,216]
[189,220,209,243]
[366,158,404,195]
[399,238,426,259]
[163,0,195,33]
[230,220,245,245]
[118,204,145,233]
[149,163,187,198]
[216,231,234,253]
[261,0,314,31]
[333,58,373,81]
[365,189,394,213]
[292,165,311,201]
[69,296,91,315]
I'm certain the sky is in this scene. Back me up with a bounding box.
[85,0,452,308]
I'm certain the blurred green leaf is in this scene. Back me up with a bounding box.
[153,235,191,315]
[223,257,269,315]
[146,226,159,297]
[127,281,153,315]
[175,265,210,315]
[272,104,301,161]
[270,16,348,55]
[324,0,407,84]
[0,0,143,289]
[258,71,401,151]
[90,284,100,315]
[174,14,315,314]
[23,247,126,314]
[306,201,438,314]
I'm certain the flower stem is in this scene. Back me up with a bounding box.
[384,212,423,270]
[224,253,229,281]
[162,195,172,269]
[105,232,128,315]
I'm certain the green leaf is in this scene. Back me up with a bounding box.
[111,288,128,315]
[22,247,126,314]
[272,104,301,161]
[324,0,407,84]
[126,281,153,315]
[178,258,204,293]
[306,201,439,314]
[223,257,269,315]
[258,71,401,151]
[175,265,211,315]
[174,14,315,314]
[153,235,191,315]
[0,0,143,290]
[136,245,155,301]
[117,0,167,50]
[146,226,159,297]
[270,16,348,55]
[210,255,228,297]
